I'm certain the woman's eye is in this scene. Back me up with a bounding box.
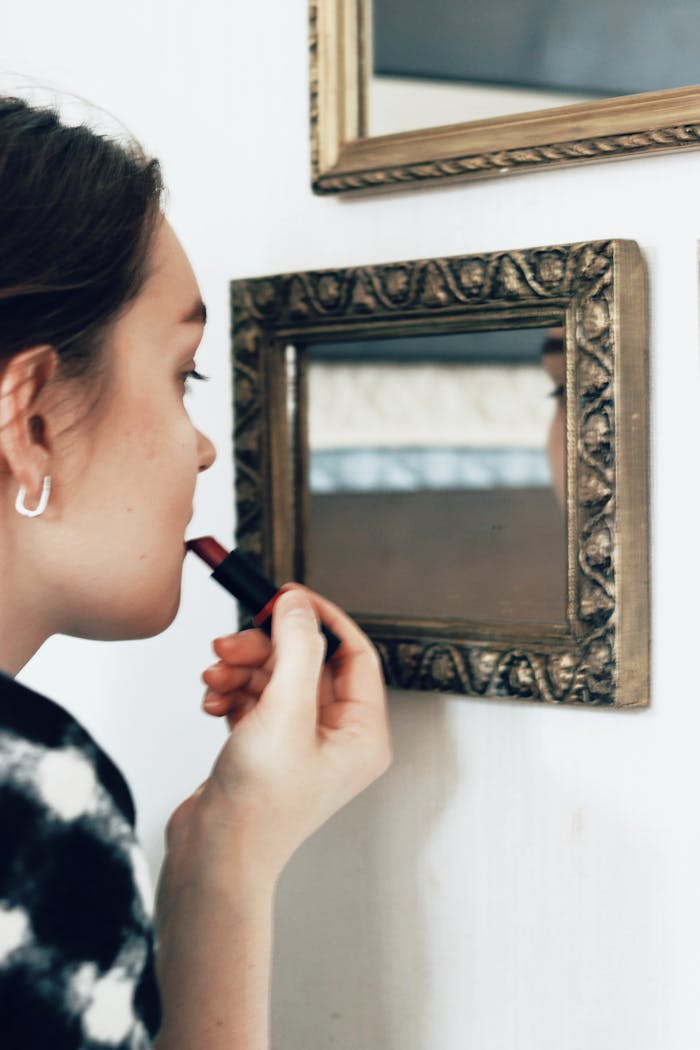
[182,368,209,394]
[548,383,565,402]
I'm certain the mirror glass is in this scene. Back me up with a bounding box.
[305,326,567,623]
[370,0,700,136]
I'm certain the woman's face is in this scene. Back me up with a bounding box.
[44,219,216,640]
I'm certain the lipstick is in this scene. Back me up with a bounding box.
[186,536,341,661]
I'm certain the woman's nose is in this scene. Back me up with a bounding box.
[197,429,217,473]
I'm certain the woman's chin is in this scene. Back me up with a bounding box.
[69,585,183,642]
[129,590,183,639]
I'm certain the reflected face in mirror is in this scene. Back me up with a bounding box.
[542,327,565,509]
[305,326,567,625]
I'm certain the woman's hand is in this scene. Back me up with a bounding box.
[164,587,391,891]
[155,588,389,1049]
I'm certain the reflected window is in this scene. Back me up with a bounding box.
[306,327,567,623]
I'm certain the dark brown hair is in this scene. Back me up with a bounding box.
[0,96,163,380]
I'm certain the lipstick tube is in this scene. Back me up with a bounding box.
[186,537,341,661]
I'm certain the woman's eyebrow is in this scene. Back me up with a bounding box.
[180,299,207,325]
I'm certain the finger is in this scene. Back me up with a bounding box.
[213,628,272,666]
[280,584,375,660]
[257,588,325,729]
[203,662,271,696]
[280,584,384,709]
[203,686,261,717]
[225,698,258,729]
[202,687,232,714]
[208,696,257,728]
[274,588,390,775]
[317,664,336,708]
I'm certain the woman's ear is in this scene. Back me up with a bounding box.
[0,346,58,504]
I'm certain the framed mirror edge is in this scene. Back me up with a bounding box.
[230,238,649,709]
[310,0,700,196]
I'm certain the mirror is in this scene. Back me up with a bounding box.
[370,0,700,135]
[231,239,649,707]
[310,0,700,194]
[306,328,567,623]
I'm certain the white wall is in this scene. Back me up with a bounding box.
[4,3,700,1048]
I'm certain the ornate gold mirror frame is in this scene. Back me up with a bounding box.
[231,240,649,707]
[310,0,700,195]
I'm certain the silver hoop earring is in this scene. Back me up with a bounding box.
[15,476,51,518]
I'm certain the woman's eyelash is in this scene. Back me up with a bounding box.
[548,383,565,400]
[183,368,210,392]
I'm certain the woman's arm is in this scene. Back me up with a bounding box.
[154,860,274,1050]
[154,587,391,1049]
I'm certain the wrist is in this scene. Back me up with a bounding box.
[159,784,282,917]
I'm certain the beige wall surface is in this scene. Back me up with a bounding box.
[6,3,700,1048]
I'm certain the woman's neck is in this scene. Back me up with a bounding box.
[0,542,50,676]
[0,622,47,677]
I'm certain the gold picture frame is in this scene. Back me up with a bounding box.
[310,0,700,195]
[231,239,649,707]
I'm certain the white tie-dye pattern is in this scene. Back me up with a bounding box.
[0,904,30,963]
[82,967,138,1043]
[0,721,160,1046]
[0,730,152,925]
[65,959,98,1029]
[129,1020,154,1049]
[129,843,155,917]
[36,747,97,821]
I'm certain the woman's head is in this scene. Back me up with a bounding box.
[0,97,215,667]
[0,96,163,379]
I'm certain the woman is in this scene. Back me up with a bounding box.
[0,96,391,1049]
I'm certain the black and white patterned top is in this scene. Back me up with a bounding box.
[0,671,161,1049]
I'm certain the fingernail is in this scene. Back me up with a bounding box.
[279,590,314,617]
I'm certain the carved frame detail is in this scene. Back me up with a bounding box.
[310,0,700,196]
[231,240,649,707]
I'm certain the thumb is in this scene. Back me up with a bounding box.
[259,588,326,726]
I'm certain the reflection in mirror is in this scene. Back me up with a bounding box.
[370,0,700,135]
[305,327,567,624]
